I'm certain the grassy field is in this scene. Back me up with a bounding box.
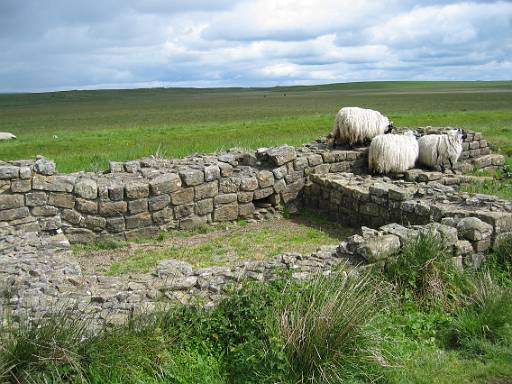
[1,81,511,172]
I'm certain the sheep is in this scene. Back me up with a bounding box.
[417,128,467,174]
[0,132,16,141]
[327,107,394,148]
[368,130,419,174]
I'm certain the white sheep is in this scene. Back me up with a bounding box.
[327,107,394,147]
[368,130,419,174]
[417,129,467,174]
[0,132,16,141]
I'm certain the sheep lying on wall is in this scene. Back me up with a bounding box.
[327,107,394,147]
[418,128,467,174]
[0,132,16,141]
[368,130,419,174]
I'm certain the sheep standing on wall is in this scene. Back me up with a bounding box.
[327,107,394,148]
[0,132,16,141]
[368,131,419,174]
[418,129,467,174]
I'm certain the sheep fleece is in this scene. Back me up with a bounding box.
[331,107,390,145]
[368,132,419,174]
[417,131,463,169]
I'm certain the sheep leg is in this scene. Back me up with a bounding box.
[440,162,446,173]
[449,158,456,174]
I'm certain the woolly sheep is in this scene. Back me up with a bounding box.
[0,132,16,141]
[327,107,394,147]
[417,129,467,174]
[368,130,419,174]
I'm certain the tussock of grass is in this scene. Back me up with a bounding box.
[444,273,512,348]
[276,272,388,383]
[383,233,469,310]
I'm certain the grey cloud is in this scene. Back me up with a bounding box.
[0,0,511,92]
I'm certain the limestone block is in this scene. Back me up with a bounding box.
[149,173,181,195]
[266,145,296,166]
[214,193,237,206]
[32,175,75,192]
[10,179,31,192]
[240,176,258,191]
[273,179,286,194]
[148,194,170,211]
[218,163,234,177]
[152,207,174,225]
[220,177,241,193]
[125,212,152,229]
[457,217,493,241]
[257,170,275,188]
[108,184,124,201]
[83,216,107,231]
[19,166,32,179]
[356,234,401,263]
[34,157,56,175]
[294,157,309,171]
[204,165,221,181]
[179,215,208,230]
[105,217,125,232]
[308,154,323,167]
[62,209,83,225]
[0,194,24,210]
[0,207,29,221]
[0,166,19,179]
[273,165,287,179]
[99,201,128,217]
[179,169,204,186]
[254,187,273,200]
[48,193,75,209]
[75,198,98,214]
[196,199,214,215]
[213,203,238,221]
[108,161,124,173]
[124,161,140,173]
[174,204,194,219]
[154,259,193,277]
[237,191,254,203]
[125,182,149,200]
[170,187,194,205]
[74,179,98,199]
[64,228,97,243]
[128,199,148,214]
[454,240,473,257]
[239,203,255,218]
[31,205,59,217]
[195,181,219,200]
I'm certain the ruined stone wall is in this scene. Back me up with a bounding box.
[302,173,512,252]
[0,144,367,243]
[0,128,504,243]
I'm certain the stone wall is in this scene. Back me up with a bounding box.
[0,128,505,244]
[302,173,512,252]
[1,144,369,243]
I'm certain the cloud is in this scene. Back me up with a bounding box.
[0,0,511,92]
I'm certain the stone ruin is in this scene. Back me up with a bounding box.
[0,127,510,327]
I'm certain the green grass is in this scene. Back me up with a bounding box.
[1,81,511,172]
[107,217,350,274]
[459,178,512,200]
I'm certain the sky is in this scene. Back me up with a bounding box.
[0,0,511,92]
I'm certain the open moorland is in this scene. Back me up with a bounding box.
[1,81,512,384]
[1,81,511,172]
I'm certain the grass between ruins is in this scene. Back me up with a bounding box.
[72,210,354,275]
[1,234,512,383]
